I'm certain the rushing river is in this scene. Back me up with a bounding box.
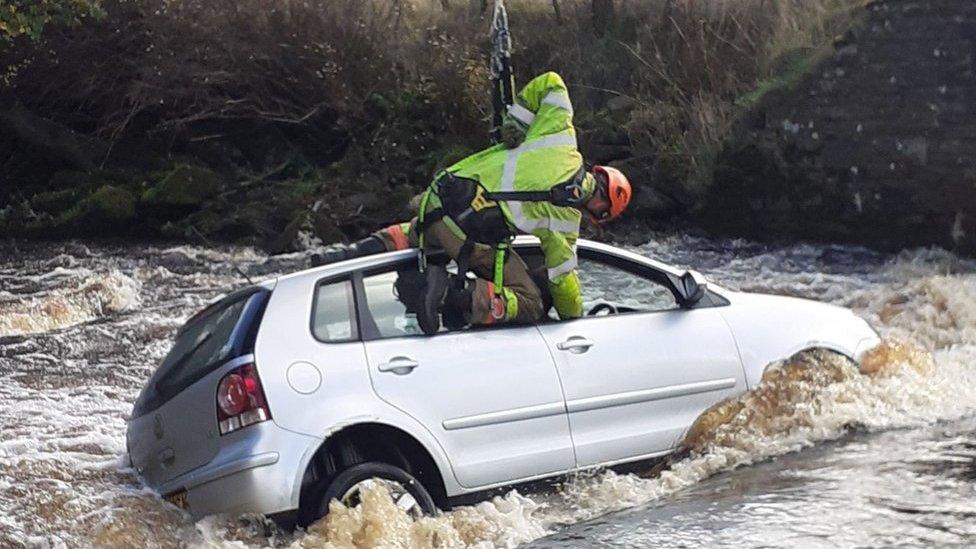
[1,234,974,548]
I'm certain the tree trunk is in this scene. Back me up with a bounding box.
[592,0,614,36]
[552,0,564,25]
[440,0,450,10]
[0,100,105,171]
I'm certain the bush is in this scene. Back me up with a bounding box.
[143,165,219,207]
[1,0,861,242]
[60,184,137,230]
[0,0,103,42]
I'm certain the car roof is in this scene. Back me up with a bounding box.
[268,237,685,288]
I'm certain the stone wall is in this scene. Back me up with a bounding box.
[707,0,976,254]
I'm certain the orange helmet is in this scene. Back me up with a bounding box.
[591,165,632,223]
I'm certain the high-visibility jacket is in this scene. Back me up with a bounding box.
[424,72,592,320]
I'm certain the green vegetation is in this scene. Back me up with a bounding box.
[56,184,136,230]
[0,0,862,248]
[0,0,103,41]
[736,48,827,111]
[142,165,220,207]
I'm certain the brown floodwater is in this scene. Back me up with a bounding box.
[1,235,974,548]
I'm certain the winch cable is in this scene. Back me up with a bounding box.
[489,0,515,143]
[190,225,254,285]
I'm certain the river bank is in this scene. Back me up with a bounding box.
[2,0,867,253]
[5,0,975,257]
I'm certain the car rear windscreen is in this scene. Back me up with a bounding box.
[131,287,269,418]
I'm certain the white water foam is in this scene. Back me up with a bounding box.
[288,340,975,548]
[0,270,141,337]
[2,238,974,548]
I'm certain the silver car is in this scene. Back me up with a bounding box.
[126,237,880,528]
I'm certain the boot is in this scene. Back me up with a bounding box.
[441,278,473,331]
[310,236,387,267]
[418,264,449,335]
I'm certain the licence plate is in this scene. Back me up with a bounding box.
[165,490,189,510]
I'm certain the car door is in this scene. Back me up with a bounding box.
[358,260,575,489]
[534,250,746,467]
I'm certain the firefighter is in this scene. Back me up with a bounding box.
[311,72,631,334]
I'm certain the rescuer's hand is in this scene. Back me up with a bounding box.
[501,115,526,149]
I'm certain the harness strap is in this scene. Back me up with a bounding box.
[484,165,588,207]
[493,242,508,297]
[456,238,474,291]
[415,207,445,235]
[416,172,449,271]
[485,190,552,202]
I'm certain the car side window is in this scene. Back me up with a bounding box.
[312,279,358,342]
[576,255,678,314]
[361,266,434,339]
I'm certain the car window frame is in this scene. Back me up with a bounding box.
[309,273,362,344]
[337,243,729,340]
[539,244,729,317]
[354,257,534,342]
[576,247,682,309]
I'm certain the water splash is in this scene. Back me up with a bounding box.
[293,484,545,549]
[0,270,140,337]
[1,238,974,548]
[290,338,975,548]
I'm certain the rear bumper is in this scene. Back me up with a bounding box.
[140,421,320,519]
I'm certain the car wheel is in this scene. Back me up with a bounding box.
[308,462,437,525]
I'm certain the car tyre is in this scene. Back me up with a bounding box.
[305,462,437,526]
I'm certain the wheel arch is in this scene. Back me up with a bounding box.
[296,422,450,519]
[750,343,859,386]
[741,340,861,388]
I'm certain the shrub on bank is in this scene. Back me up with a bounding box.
[0,0,859,247]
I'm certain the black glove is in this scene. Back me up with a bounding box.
[309,236,387,267]
[500,114,527,149]
[310,245,351,267]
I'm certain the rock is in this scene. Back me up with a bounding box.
[155,250,201,273]
[47,185,137,234]
[30,189,81,213]
[606,95,637,113]
[63,242,92,257]
[631,185,680,218]
[142,164,220,207]
[310,210,346,245]
[265,213,307,255]
[48,170,99,190]
[85,185,137,223]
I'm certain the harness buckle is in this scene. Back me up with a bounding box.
[563,180,585,206]
[489,294,506,320]
[418,249,428,273]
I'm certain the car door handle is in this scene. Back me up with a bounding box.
[378,357,420,375]
[557,337,595,353]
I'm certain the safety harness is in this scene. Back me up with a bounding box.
[415,0,582,320]
[416,166,587,319]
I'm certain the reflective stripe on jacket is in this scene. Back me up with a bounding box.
[425,72,590,319]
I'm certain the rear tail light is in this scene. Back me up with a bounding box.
[216,363,271,435]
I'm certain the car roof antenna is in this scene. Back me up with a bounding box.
[189,226,255,285]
